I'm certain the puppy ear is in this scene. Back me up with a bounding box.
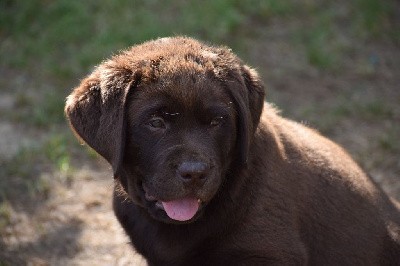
[227,65,265,165]
[65,65,138,178]
[241,65,265,129]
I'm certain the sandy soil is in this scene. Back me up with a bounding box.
[0,160,147,265]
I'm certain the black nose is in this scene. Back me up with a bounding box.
[177,161,209,182]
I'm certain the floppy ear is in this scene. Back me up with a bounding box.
[241,65,265,129]
[65,65,138,178]
[227,65,265,165]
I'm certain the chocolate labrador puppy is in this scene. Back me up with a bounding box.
[65,37,400,265]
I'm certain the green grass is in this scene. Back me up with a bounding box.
[0,132,77,201]
[291,0,397,69]
[44,134,73,175]
[328,98,394,123]
[6,89,67,128]
[298,91,396,135]
[303,16,337,70]
[0,201,12,232]
[379,125,400,153]
[355,0,393,35]
[32,90,68,127]
[2,0,396,83]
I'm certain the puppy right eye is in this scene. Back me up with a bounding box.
[210,116,225,127]
[148,117,166,129]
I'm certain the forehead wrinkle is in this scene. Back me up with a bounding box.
[147,78,224,115]
[163,81,202,112]
[156,68,212,105]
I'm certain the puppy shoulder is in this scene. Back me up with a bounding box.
[258,104,376,191]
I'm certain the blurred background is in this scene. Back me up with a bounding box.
[0,0,399,265]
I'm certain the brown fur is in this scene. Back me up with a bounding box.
[65,37,400,265]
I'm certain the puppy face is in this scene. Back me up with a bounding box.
[65,37,265,224]
[123,74,238,223]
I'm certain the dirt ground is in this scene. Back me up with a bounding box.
[1,19,399,266]
[0,161,147,265]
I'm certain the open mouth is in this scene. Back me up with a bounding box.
[139,182,203,222]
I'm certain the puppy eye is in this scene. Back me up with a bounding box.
[148,117,166,129]
[210,116,225,127]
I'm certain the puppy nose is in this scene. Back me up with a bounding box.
[177,161,209,182]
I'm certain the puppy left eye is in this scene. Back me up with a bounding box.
[210,116,225,127]
[148,117,166,129]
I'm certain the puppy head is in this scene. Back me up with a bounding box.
[65,37,265,223]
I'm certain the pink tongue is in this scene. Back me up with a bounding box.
[161,198,199,221]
